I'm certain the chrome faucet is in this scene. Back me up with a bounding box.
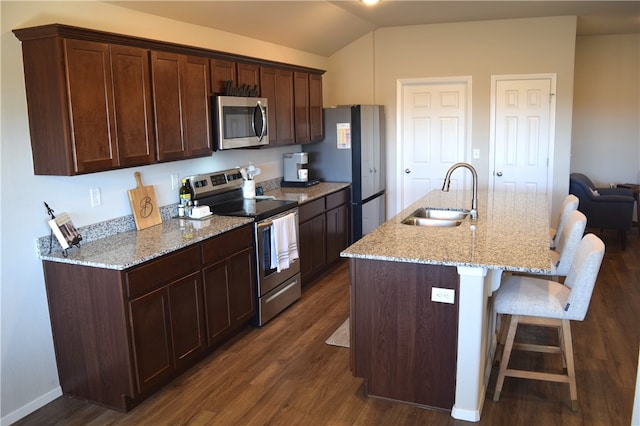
[442,162,478,219]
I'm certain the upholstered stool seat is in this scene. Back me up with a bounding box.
[493,233,605,411]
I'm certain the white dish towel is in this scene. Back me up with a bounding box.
[270,212,299,272]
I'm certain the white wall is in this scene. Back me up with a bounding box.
[327,16,578,221]
[571,33,640,187]
[0,1,327,423]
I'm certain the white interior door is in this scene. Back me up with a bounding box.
[490,76,555,194]
[398,78,470,211]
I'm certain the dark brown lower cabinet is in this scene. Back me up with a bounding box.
[350,258,459,410]
[42,224,255,412]
[298,187,350,285]
[202,225,255,346]
[129,270,205,395]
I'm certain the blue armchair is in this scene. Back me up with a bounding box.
[569,173,635,249]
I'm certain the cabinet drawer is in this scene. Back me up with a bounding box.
[202,225,253,266]
[326,188,350,210]
[299,198,325,223]
[126,245,200,299]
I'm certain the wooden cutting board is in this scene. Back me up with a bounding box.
[128,172,162,230]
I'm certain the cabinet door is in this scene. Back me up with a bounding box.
[210,58,236,94]
[326,204,349,265]
[168,271,205,370]
[202,260,231,345]
[276,69,296,145]
[64,39,117,173]
[309,73,324,142]
[260,67,278,143]
[260,67,295,146]
[299,214,326,284]
[182,55,212,157]
[110,45,156,167]
[129,286,173,395]
[237,62,260,94]
[151,51,185,161]
[293,71,310,143]
[227,247,256,325]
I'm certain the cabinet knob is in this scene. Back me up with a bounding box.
[405,168,411,174]
[496,171,503,177]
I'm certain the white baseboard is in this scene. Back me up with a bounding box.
[1,387,62,426]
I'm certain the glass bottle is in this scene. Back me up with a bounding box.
[179,178,191,206]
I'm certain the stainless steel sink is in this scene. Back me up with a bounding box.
[401,207,470,227]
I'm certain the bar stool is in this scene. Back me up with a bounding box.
[549,210,586,277]
[492,233,605,411]
[550,194,579,249]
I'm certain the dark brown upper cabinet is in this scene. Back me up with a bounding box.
[294,71,324,144]
[151,52,212,161]
[14,24,324,174]
[260,67,295,146]
[14,34,156,175]
[309,73,324,142]
[210,60,260,96]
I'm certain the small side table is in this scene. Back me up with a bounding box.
[617,183,640,233]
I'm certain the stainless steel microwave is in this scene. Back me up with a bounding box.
[213,96,269,150]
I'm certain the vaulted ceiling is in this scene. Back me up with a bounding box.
[106,1,640,56]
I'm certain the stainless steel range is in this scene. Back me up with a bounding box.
[188,169,301,326]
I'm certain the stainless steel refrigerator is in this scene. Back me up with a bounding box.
[304,105,385,243]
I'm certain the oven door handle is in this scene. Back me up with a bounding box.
[257,221,273,230]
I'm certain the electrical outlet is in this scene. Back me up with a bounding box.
[473,149,480,159]
[171,173,180,190]
[90,188,102,207]
[431,287,455,304]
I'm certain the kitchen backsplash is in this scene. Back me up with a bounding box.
[36,176,283,256]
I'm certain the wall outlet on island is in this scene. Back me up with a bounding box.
[431,287,455,304]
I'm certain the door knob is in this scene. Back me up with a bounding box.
[405,168,411,174]
[496,171,503,177]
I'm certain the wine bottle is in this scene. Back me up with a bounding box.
[179,178,192,206]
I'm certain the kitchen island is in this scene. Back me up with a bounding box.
[341,189,550,422]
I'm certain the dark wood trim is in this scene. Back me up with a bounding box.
[13,24,325,75]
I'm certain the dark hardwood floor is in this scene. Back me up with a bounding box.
[15,227,639,426]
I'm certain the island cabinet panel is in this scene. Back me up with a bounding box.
[350,258,459,410]
[151,51,212,161]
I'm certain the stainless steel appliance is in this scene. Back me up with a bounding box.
[213,96,269,150]
[304,105,386,242]
[188,169,300,326]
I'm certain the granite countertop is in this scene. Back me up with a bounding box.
[341,189,551,273]
[39,181,350,270]
[264,182,351,204]
[39,215,253,270]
